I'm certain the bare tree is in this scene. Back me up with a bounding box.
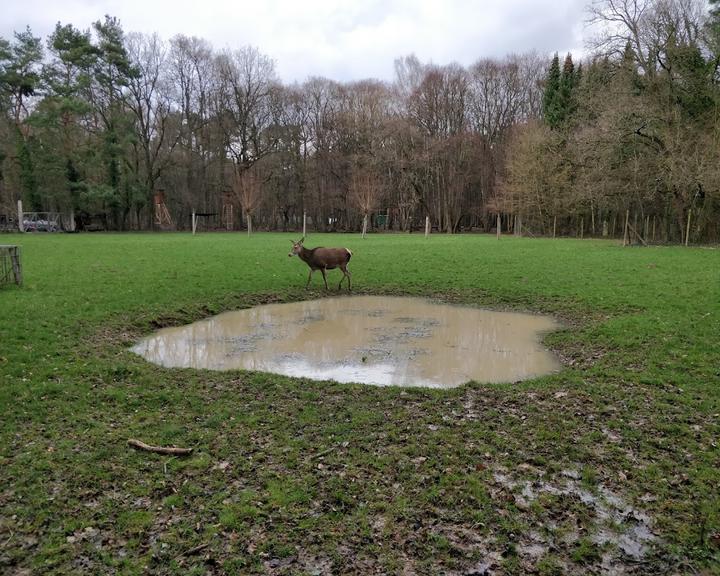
[350,164,384,238]
[126,32,179,227]
[232,167,264,236]
[168,35,218,212]
[213,46,278,172]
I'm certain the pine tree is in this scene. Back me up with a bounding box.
[560,53,577,121]
[574,62,583,87]
[542,53,562,129]
[91,16,138,226]
[543,53,579,129]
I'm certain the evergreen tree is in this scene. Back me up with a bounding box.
[17,137,40,209]
[543,53,579,129]
[574,62,583,88]
[560,53,577,121]
[0,28,43,124]
[0,29,44,209]
[542,53,562,129]
[90,16,138,226]
[30,24,100,215]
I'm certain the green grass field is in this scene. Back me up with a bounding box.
[1,232,718,575]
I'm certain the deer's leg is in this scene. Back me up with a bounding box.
[306,269,313,288]
[320,268,329,290]
[339,265,351,290]
[345,267,352,291]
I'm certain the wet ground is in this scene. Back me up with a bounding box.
[131,296,561,388]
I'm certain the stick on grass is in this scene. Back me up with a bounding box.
[174,542,209,560]
[127,438,193,455]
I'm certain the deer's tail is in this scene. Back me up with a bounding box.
[345,248,352,262]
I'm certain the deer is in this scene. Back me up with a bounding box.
[288,237,352,290]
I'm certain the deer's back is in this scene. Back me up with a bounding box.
[303,247,351,269]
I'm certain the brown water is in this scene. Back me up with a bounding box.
[131,296,561,388]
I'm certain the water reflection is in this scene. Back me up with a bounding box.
[131,296,561,388]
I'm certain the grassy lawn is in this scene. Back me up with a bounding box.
[0,232,718,575]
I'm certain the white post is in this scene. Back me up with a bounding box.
[17,200,24,232]
[192,211,197,235]
[247,213,252,237]
[425,216,430,239]
[302,210,306,238]
[69,209,76,232]
[496,214,501,240]
[685,209,691,247]
[362,214,368,239]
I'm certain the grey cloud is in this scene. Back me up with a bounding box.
[1,0,588,82]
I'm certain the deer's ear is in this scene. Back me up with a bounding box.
[300,237,305,244]
[290,239,295,243]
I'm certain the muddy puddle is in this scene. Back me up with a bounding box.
[131,296,561,388]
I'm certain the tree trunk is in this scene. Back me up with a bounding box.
[623,210,630,246]
[17,200,24,232]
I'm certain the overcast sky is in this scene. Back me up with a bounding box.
[2,0,587,83]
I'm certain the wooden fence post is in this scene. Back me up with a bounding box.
[685,209,691,247]
[11,246,22,285]
[302,210,306,238]
[553,215,557,238]
[17,200,24,232]
[496,214,501,240]
[192,211,197,235]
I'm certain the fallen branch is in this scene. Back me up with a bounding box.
[174,542,209,560]
[312,445,338,460]
[127,439,193,456]
[311,441,349,460]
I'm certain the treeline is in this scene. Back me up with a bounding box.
[1,0,719,241]
[503,0,720,243]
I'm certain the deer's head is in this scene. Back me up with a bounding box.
[288,237,305,257]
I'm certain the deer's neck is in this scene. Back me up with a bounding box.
[299,247,314,264]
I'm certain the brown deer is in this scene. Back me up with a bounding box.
[288,237,352,290]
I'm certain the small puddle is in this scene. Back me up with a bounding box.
[131,296,561,388]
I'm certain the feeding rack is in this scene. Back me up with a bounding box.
[0,245,22,286]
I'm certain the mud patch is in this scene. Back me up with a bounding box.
[492,467,659,570]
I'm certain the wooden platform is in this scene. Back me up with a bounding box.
[0,245,22,286]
